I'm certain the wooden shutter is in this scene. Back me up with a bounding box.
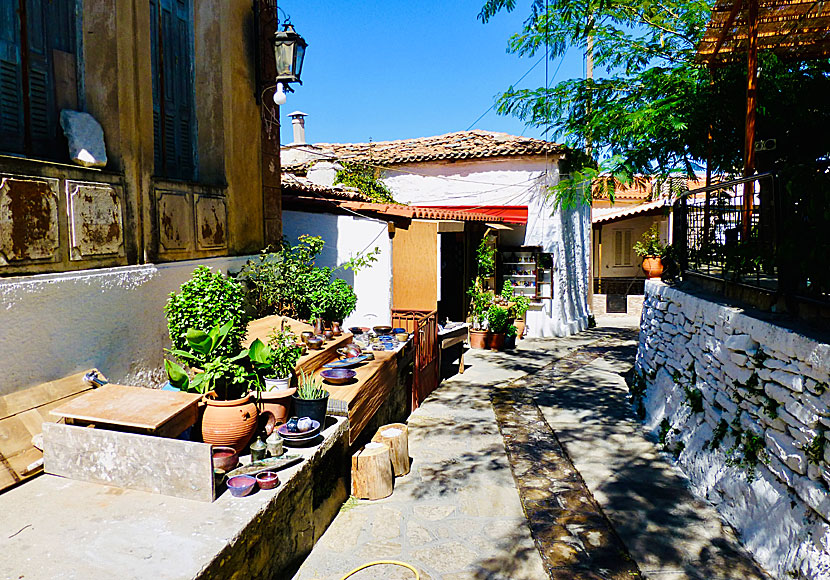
[25,0,57,157]
[0,0,24,152]
[150,0,163,172]
[152,0,195,180]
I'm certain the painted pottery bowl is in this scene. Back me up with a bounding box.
[349,327,363,335]
[396,332,409,343]
[212,446,239,472]
[392,328,406,334]
[227,475,256,497]
[373,326,393,335]
[256,471,279,490]
[320,368,357,385]
[307,337,323,350]
[300,331,314,344]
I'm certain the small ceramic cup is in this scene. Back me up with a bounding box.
[256,471,279,490]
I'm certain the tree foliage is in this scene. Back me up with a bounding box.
[479,0,830,201]
[334,161,397,203]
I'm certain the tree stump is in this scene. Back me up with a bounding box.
[372,422,410,476]
[351,442,393,500]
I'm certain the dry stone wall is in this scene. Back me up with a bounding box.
[634,281,830,580]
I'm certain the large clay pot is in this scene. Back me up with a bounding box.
[514,319,526,339]
[201,394,258,452]
[490,333,506,351]
[260,386,296,433]
[642,256,664,279]
[469,329,492,350]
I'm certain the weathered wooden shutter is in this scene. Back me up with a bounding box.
[152,0,195,180]
[150,0,163,172]
[25,0,56,157]
[0,0,24,153]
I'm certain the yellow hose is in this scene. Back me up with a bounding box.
[338,560,420,580]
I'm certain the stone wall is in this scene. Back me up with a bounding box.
[635,281,830,580]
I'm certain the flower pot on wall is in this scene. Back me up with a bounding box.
[260,386,296,432]
[469,329,492,350]
[642,256,664,279]
[201,394,258,452]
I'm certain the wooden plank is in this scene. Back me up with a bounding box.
[393,220,438,311]
[50,384,200,433]
[0,369,100,492]
[43,423,215,502]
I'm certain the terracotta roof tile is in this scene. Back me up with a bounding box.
[280,172,371,201]
[282,129,565,171]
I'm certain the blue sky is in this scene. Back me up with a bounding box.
[277,0,585,146]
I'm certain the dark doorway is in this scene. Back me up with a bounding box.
[606,294,628,313]
[438,232,466,322]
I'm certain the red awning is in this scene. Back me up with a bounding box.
[415,205,528,224]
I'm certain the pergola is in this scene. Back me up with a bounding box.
[696,0,830,176]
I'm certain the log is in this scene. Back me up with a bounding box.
[372,422,410,476]
[351,442,393,500]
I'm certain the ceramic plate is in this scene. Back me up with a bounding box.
[281,432,323,447]
[323,355,370,369]
[277,420,321,439]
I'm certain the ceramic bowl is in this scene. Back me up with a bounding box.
[320,368,357,385]
[338,344,362,358]
[300,331,314,344]
[396,332,409,342]
[256,471,279,490]
[349,326,363,335]
[227,475,256,497]
[373,325,393,335]
[392,327,407,334]
[212,446,239,472]
[307,337,323,350]
[323,330,334,341]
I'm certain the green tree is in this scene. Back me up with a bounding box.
[479,0,830,205]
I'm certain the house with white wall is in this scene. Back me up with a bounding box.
[282,125,591,337]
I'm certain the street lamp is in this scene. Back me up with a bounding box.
[272,23,307,105]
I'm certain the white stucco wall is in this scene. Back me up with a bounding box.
[0,256,253,396]
[383,157,589,337]
[282,209,393,329]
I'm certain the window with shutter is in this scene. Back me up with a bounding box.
[613,229,633,267]
[151,0,196,181]
[0,0,77,159]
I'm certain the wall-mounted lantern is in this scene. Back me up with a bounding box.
[272,23,307,105]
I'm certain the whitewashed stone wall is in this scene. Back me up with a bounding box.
[635,281,830,580]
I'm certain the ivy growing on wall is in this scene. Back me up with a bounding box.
[333,161,397,203]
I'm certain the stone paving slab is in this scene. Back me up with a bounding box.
[530,329,770,580]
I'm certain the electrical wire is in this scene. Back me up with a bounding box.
[465,54,546,131]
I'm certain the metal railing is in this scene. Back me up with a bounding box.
[391,309,439,411]
[674,173,779,291]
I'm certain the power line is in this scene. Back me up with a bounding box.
[465,54,546,131]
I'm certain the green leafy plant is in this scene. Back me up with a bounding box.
[296,369,328,400]
[165,266,248,358]
[476,236,497,278]
[506,324,518,338]
[501,282,530,318]
[334,161,397,203]
[164,322,253,399]
[633,224,666,258]
[468,278,494,327]
[309,278,358,322]
[806,427,826,466]
[487,305,511,334]
[247,327,303,385]
[708,419,729,451]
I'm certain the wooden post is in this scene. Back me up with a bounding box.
[372,423,410,476]
[742,0,759,238]
[351,442,394,500]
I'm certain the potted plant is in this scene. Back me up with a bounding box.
[501,282,530,339]
[486,305,510,351]
[165,321,258,451]
[633,223,667,279]
[467,278,494,349]
[248,327,303,428]
[292,370,329,426]
[504,324,518,350]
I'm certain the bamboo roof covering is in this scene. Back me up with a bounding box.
[697,0,830,64]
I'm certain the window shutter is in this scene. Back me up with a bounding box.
[25,0,57,157]
[0,0,24,153]
[614,231,623,266]
[624,230,632,266]
[153,0,195,180]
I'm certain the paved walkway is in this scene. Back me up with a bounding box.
[292,319,770,580]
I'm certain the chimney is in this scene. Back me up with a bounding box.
[288,111,308,145]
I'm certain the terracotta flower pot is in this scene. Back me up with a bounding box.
[490,333,506,351]
[201,394,258,452]
[469,329,492,350]
[514,319,526,339]
[259,386,296,433]
[642,256,664,279]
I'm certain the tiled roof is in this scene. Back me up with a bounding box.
[282,129,565,171]
[280,172,371,202]
[592,176,654,201]
[592,199,668,224]
[339,202,505,223]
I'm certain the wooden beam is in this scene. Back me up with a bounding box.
[743,0,759,237]
[712,0,745,60]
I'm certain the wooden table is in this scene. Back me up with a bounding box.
[439,323,469,374]
[50,384,201,439]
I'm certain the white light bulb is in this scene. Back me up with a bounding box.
[273,83,287,106]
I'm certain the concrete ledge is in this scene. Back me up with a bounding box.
[0,417,350,580]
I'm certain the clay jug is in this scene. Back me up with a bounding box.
[201,394,258,452]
